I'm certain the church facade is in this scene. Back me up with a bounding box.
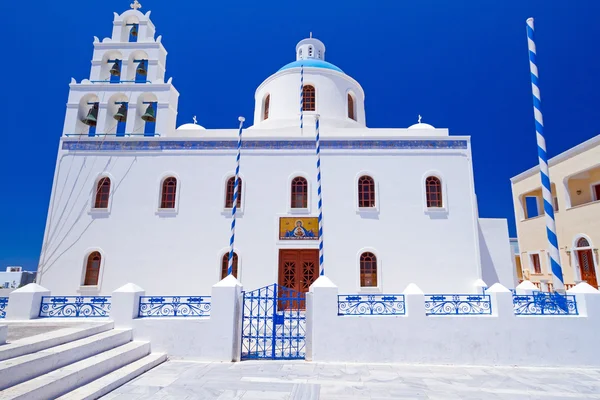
[37,6,516,296]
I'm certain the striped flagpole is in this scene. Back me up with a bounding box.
[300,64,304,135]
[526,18,564,291]
[315,115,324,275]
[228,116,245,276]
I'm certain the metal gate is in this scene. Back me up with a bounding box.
[241,284,306,360]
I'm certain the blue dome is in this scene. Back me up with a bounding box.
[278,59,344,73]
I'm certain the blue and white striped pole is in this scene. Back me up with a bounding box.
[300,64,304,135]
[315,115,324,275]
[527,18,564,291]
[228,116,245,276]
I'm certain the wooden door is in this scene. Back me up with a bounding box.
[278,249,318,309]
[578,249,598,288]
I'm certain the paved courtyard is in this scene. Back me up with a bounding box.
[101,359,600,400]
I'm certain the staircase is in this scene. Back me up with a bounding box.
[0,322,166,400]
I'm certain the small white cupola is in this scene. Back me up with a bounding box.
[296,34,326,61]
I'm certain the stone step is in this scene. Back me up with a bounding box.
[0,322,114,362]
[0,341,150,400]
[0,329,133,390]
[55,353,167,400]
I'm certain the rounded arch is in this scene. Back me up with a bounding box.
[347,91,356,121]
[121,15,140,42]
[573,234,593,249]
[100,51,123,81]
[82,250,103,286]
[422,170,446,209]
[219,249,240,280]
[302,84,316,111]
[262,93,270,121]
[127,50,150,81]
[225,175,243,209]
[105,93,129,135]
[135,92,158,135]
[93,176,111,209]
[290,176,309,209]
[356,248,380,289]
[159,175,178,209]
[287,172,311,211]
[77,93,100,134]
[356,173,376,208]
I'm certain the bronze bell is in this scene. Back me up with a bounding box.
[141,103,156,122]
[113,104,128,122]
[130,24,138,37]
[82,103,99,127]
[136,60,147,76]
[109,60,121,76]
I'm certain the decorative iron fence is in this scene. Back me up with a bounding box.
[138,296,211,317]
[338,294,405,316]
[424,294,492,315]
[0,297,7,318]
[39,296,111,318]
[513,292,578,315]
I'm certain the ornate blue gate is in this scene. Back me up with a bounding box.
[241,284,306,360]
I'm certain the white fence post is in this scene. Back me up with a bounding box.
[307,276,338,362]
[209,275,243,361]
[516,280,537,295]
[5,283,50,320]
[111,283,145,329]
[486,283,514,318]
[403,283,426,319]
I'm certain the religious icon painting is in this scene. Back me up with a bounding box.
[279,217,319,240]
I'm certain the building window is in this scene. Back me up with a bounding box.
[426,176,443,208]
[225,177,242,208]
[360,252,377,287]
[84,251,102,286]
[303,85,316,111]
[221,252,238,279]
[593,183,600,201]
[263,94,270,121]
[530,253,542,274]
[308,46,313,57]
[160,177,177,209]
[358,175,375,208]
[347,94,355,121]
[554,197,559,212]
[94,177,111,209]
[291,177,308,208]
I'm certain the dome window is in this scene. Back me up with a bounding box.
[263,94,270,121]
[308,46,313,57]
[302,85,316,111]
[347,94,356,121]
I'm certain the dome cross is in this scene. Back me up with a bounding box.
[130,0,142,10]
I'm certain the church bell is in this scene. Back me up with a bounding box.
[136,60,147,76]
[113,104,128,122]
[130,24,138,37]
[109,60,121,76]
[82,103,99,127]
[141,103,156,122]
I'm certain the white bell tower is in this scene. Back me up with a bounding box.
[62,1,179,138]
[296,34,326,61]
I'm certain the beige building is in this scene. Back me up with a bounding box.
[511,134,600,290]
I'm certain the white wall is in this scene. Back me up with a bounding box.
[37,138,489,296]
[478,218,518,288]
[308,282,600,367]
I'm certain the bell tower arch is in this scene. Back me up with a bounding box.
[62,1,179,138]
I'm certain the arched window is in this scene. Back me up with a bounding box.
[225,177,242,208]
[263,94,270,120]
[221,252,238,279]
[303,85,316,111]
[360,252,377,287]
[308,46,313,57]
[84,251,102,286]
[291,177,308,208]
[347,94,356,121]
[577,237,590,247]
[426,176,443,208]
[358,175,375,208]
[94,177,111,209]
[160,177,177,209]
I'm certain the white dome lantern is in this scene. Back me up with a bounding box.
[252,36,366,131]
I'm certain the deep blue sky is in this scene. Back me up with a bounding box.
[0,1,598,271]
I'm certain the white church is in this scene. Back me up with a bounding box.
[36,5,517,297]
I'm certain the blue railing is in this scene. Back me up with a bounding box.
[39,296,111,318]
[138,296,211,317]
[424,294,492,315]
[338,294,405,316]
[0,297,7,318]
[513,292,578,315]
[64,133,161,137]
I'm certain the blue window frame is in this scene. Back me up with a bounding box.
[525,196,540,219]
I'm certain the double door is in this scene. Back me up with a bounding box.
[278,249,319,309]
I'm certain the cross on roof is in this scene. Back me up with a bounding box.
[131,0,142,10]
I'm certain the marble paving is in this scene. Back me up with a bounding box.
[100,359,600,400]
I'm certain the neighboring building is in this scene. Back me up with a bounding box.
[0,266,36,289]
[510,238,523,282]
[36,5,515,296]
[511,134,600,290]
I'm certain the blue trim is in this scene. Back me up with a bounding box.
[138,296,211,317]
[279,59,343,73]
[338,294,405,316]
[39,296,110,318]
[0,297,7,319]
[513,292,578,315]
[62,139,468,151]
